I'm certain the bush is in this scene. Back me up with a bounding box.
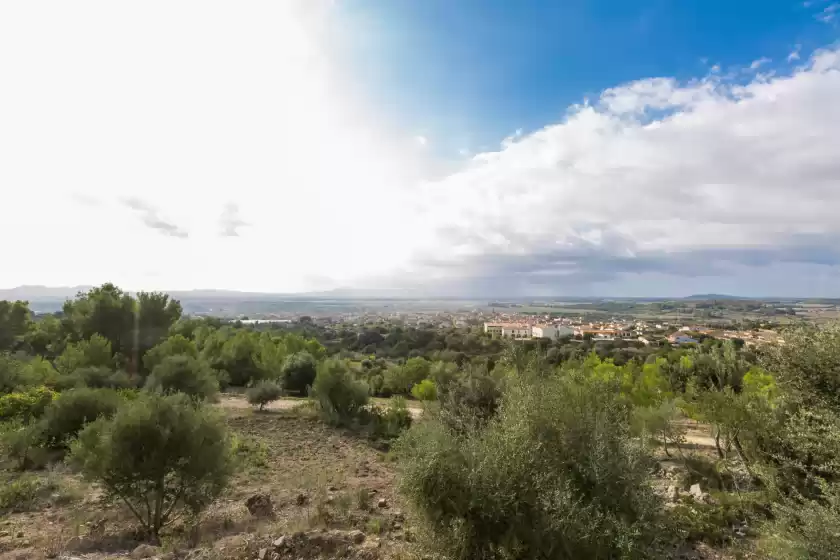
[411,379,437,401]
[0,386,56,422]
[367,397,413,441]
[144,355,219,401]
[70,366,137,390]
[757,481,840,559]
[0,421,48,470]
[280,351,317,395]
[310,359,369,426]
[396,372,662,559]
[0,474,47,512]
[246,381,283,411]
[70,393,234,540]
[41,388,121,449]
[438,369,502,433]
[0,353,51,393]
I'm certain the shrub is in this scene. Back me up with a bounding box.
[280,351,317,395]
[0,421,48,470]
[70,393,234,540]
[310,359,369,426]
[246,381,283,411]
[41,388,121,449]
[367,397,413,441]
[71,367,137,390]
[411,379,437,402]
[0,386,56,422]
[396,372,662,559]
[142,334,199,373]
[438,369,502,433]
[0,353,51,393]
[54,334,113,374]
[0,474,46,512]
[144,355,219,401]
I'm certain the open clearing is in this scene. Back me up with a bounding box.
[0,406,410,560]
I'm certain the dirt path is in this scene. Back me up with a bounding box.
[217,393,424,417]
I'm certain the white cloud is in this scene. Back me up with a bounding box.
[414,135,428,146]
[788,45,802,62]
[2,2,840,296]
[749,57,771,70]
[399,47,840,294]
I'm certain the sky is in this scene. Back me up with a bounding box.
[1,0,839,297]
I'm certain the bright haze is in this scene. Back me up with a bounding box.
[2,1,840,297]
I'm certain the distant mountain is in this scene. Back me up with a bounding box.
[0,285,92,301]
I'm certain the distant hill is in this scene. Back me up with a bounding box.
[683,294,748,300]
[0,285,93,301]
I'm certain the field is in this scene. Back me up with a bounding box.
[0,397,412,560]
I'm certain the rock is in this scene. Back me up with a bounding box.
[131,543,160,559]
[245,493,274,517]
[688,483,703,499]
[0,531,8,537]
[348,530,365,544]
[361,537,381,550]
[328,485,338,491]
[377,498,388,509]
[15,531,23,538]
[272,536,286,549]
[392,510,405,521]
[295,492,308,506]
[666,485,680,502]
[257,547,269,560]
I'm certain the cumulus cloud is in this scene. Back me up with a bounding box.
[398,47,840,294]
[123,197,189,239]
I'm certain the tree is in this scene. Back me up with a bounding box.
[136,292,183,366]
[61,284,136,360]
[411,379,437,401]
[311,359,369,426]
[70,394,234,541]
[246,381,283,411]
[142,335,198,373]
[280,351,317,395]
[144,356,219,401]
[54,334,114,374]
[0,300,32,352]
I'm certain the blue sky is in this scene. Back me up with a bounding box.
[1,0,840,296]
[337,0,838,155]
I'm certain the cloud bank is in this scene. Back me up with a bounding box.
[401,47,840,295]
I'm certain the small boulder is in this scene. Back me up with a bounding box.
[688,483,703,499]
[348,530,365,544]
[272,536,286,549]
[245,493,274,517]
[377,498,388,509]
[257,547,269,560]
[295,492,308,506]
[666,485,680,502]
[328,485,338,492]
[130,543,160,559]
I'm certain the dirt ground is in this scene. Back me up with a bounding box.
[217,394,424,418]
[0,405,411,560]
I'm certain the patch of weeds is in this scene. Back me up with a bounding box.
[0,473,55,512]
[230,433,269,471]
[356,487,373,511]
[334,492,353,518]
[666,490,772,546]
[365,517,383,535]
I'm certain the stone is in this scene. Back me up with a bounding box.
[688,483,704,500]
[15,531,24,538]
[272,536,286,549]
[348,530,365,544]
[257,547,269,560]
[245,493,274,517]
[131,543,160,559]
[295,492,308,506]
[0,531,9,537]
[666,485,680,502]
[328,485,338,491]
[377,498,388,508]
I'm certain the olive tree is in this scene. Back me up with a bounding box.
[70,394,233,540]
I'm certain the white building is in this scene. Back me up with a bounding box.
[484,322,531,339]
[532,325,574,339]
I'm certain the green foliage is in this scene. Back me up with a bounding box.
[280,351,317,395]
[437,367,502,433]
[144,355,219,401]
[142,334,198,373]
[311,359,369,426]
[245,380,283,411]
[0,386,56,422]
[757,481,840,559]
[368,396,412,440]
[397,371,662,559]
[54,334,113,374]
[41,388,122,449]
[411,379,437,401]
[70,393,234,539]
[0,300,32,352]
[0,353,55,393]
[0,473,47,512]
[0,421,48,470]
